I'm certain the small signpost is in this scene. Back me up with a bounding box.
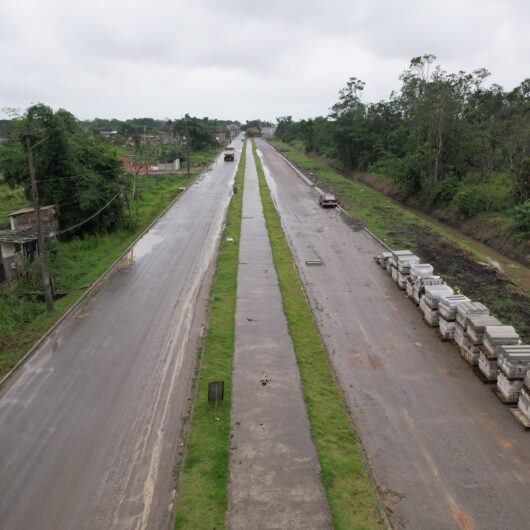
[208,381,224,418]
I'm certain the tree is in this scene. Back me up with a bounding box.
[0,104,125,236]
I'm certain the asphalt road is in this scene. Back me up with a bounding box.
[257,139,530,530]
[0,140,242,530]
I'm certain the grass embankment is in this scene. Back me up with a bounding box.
[252,143,384,529]
[0,171,197,380]
[269,139,530,342]
[174,144,246,529]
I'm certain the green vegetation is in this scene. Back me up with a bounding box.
[252,142,384,529]
[269,139,530,342]
[0,179,27,229]
[174,143,246,529]
[0,104,125,235]
[275,55,530,260]
[0,171,196,380]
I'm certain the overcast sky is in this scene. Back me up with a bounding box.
[1,0,528,123]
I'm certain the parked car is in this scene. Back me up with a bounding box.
[319,193,338,208]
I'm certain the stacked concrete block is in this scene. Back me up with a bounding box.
[479,326,521,382]
[462,315,502,366]
[396,254,420,290]
[454,301,489,352]
[495,346,530,403]
[421,285,454,327]
[438,295,470,340]
[412,276,444,305]
[516,371,530,422]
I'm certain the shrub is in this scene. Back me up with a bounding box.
[512,201,530,241]
[452,185,487,218]
[429,176,460,206]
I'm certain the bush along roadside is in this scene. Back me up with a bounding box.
[269,139,530,343]
[174,143,246,529]
[252,141,384,529]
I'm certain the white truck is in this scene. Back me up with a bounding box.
[224,146,235,161]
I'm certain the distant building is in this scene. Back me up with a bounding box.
[100,130,118,141]
[215,133,226,143]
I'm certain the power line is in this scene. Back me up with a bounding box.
[51,192,120,237]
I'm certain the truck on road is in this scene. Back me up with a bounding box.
[224,147,235,161]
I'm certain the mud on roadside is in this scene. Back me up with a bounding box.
[388,223,530,342]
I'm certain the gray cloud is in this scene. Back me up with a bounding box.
[0,0,528,121]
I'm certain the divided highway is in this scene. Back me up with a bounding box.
[257,139,530,530]
[0,141,242,530]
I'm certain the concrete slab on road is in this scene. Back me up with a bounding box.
[227,143,332,529]
[0,140,244,530]
[257,139,530,530]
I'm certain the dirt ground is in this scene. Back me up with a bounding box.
[390,223,530,342]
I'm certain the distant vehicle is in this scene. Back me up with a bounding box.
[319,193,338,208]
[224,147,235,161]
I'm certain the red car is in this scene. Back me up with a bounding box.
[319,193,338,208]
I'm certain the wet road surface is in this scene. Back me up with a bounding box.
[227,143,331,529]
[257,139,530,530]
[0,141,242,530]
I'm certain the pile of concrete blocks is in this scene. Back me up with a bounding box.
[461,315,502,365]
[496,345,530,403]
[421,285,454,326]
[515,370,530,426]
[454,302,489,349]
[396,254,420,289]
[438,295,470,340]
[478,326,521,382]
[411,276,444,305]
[375,247,530,429]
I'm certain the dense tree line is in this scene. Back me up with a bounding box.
[0,104,125,235]
[275,55,530,236]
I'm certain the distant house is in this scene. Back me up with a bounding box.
[100,130,118,141]
[215,133,226,143]
[0,205,58,283]
[246,127,261,137]
[121,156,180,175]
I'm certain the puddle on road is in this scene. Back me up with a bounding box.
[127,231,164,264]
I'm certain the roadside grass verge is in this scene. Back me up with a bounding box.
[0,171,197,380]
[268,139,530,342]
[252,142,384,529]
[174,143,246,529]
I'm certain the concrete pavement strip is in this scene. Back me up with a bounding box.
[227,143,332,529]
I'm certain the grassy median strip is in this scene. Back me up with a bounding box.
[174,144,246,529]
[252,142,384,529]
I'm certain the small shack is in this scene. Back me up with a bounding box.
[0,205,58,283]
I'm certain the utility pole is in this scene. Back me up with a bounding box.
[25,133,54,313]
[184,115,191,178]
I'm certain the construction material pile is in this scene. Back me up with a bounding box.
[515,370,530,426]
[375,248,530,430]
[438,295,470,340]
[496,346,530,403]
[478,326,520,382]
[463,315,502,365]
